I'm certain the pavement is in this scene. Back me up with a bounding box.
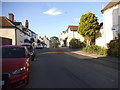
[62,47,119,64]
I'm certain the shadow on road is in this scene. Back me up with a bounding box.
[22,47,118,88]
[34,47,119,71]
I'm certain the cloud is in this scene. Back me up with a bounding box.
[43,8,62,16]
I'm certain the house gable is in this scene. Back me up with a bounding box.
[68,25,78,31]
[0,17,15,28]
[101,0,120,13]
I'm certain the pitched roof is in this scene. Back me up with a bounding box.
[68,25,78,31]
[0,16,37,36]
[101,0,120,13]
[0,16,22,28]
[0,17,15,27]
[0,16,29,35]
[13,22,21,25]
[22,25,37,36]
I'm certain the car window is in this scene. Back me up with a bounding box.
[2,47,25,58]
[22,45,33,52]
[24,47,29,55]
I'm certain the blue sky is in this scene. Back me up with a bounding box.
[2,2,108,38]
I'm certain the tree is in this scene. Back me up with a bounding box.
[50,36,60,48]
[78,12,99,46]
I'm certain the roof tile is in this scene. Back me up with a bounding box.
[68,25,78,31]
[101,0,120,13]
[0,17,15,27]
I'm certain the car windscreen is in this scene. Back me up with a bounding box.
[22,45,33,52]
[2,47,25,58]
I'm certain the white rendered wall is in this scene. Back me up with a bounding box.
[66,28,84,47]
[103,5,119,48]
[0,28,16,45]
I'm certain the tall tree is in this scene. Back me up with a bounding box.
[50,36,60,48]
[78,12,99,46]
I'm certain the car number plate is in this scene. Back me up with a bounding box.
[0,80,5,86]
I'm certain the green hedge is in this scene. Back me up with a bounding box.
[83,45,108,56]
[83,40,120,57]
[69,38,86,49]
[107,39,120,57]
[69,38,79,49]
[82,34,120,57]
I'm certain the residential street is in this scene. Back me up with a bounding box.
[1,1,120,89]
[24,48,118,88]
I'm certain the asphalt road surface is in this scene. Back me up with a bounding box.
[24,48,118,88]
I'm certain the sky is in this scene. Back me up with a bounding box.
[2,2,108,39]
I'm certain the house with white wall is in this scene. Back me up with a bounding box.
[66,25,84,47]
[22,25,31,41]
[0,13,38,46]
[60,25,84,47]
[0,14,26,45]
[22,20,38,43]
[96,0,120,48]
[39,36,50,48]
[39,36,44,42]
[60,31,68,46]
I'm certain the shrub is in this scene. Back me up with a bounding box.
[107,39,120,57]
[83,34,120,57]
[69,38,80,49]
[79,42,86,49]
[83,45,108,56]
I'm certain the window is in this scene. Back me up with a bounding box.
[2,47,25,58]
[22,45,33,52]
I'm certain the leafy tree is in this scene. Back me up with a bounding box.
[50,36,60,48]
[78,12,99,46]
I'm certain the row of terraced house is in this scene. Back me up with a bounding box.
[60,0,120,48]
[0,13,38,46]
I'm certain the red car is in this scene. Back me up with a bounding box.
[0,46,31,90]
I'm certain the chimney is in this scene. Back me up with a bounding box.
[25,20,29,28]
[9,13,14,22]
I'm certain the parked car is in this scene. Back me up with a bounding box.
[21,43,35,61]
[36,43,44,49]
[1,46,31,90]
[44,45,47,48]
